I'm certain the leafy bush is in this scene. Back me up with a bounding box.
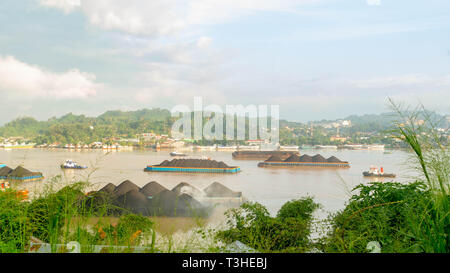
[277,197,320,221]
[321,181,439,253]
[217,199,319,252]
[0,191,31,252]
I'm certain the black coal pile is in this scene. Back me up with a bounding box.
[0,166,13,178]
[203,182,242,198]
[99,183,116,194]
[83,180,208,217]
[327,156,342,163]
[112,180,140,197]
[140,181,167,197]
[115,189,149,215]
[284,154,301,162]
[7,166,42,178]
[171,182,203,197]
[298,154,313,162]
[155,159,233,168]
[311,154,327,162]
[265,155,282,162]
[263,154,346,163]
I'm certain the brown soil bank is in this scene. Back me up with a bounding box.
[232,151,299,160]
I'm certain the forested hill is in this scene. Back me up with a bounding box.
[0,108,447,145]
[0,108,172,144]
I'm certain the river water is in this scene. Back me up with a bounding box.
[0,148,418,216]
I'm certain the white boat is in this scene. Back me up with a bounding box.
[237,145,260,151]
[343,144,364,150]
[60,159,87,169]
[195,145,217,151]
[279,146,299,151]
[367,144,385,150]
[217,146,238,151]
[315,145,338,149]
[170,151,187,157]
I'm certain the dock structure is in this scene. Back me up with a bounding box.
[144,159,241,174]
[258,154,350,168]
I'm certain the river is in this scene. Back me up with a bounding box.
[0,148,418,217]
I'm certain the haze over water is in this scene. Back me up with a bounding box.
[0,149,416,217]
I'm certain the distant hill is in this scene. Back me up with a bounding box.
[0,108,172,144]
[0,108,447,144]
[312,111,448,132]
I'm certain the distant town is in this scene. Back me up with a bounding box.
[0,109,448,151]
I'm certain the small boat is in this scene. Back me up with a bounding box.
[363,166,395,178]
[60,159,87,169]
[170,151,187,157]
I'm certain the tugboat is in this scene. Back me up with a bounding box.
[60,159,88,169]
[363,166,395,178]
[170,151,187,157]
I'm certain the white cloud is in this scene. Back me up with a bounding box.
[196,36,212,49]
[348,74,450,89]
[38,0,316,35]
[0,56,100,99]
[39,0,81,14]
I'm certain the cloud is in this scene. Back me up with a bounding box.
[37,0,317,35]
[0,55,100,99]
[196,36,212,49]
[348,74,450,89]
[39,0,81,14]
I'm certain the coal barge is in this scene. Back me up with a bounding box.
[144,159,241,173]
[0,165,44,182]
[257,154,350,168]
[232,150,299,160]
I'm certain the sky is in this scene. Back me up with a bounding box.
[0,0,449,124]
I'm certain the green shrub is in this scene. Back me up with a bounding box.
[277,197,320,221]
[217,199,319,252]
[0,191,31,252]
[322,181,437,253]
